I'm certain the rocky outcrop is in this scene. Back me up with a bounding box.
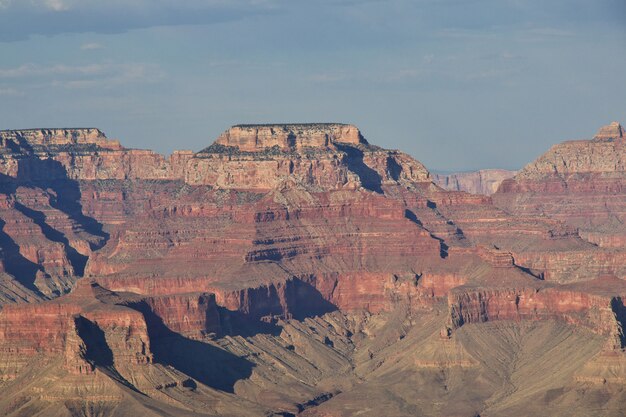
[0,128,195,182]
[0,282,153,376]
[0,126,429,193]
[499,122,626,182]
[185,149,358,190]
[214,123,365,151]
[0,279,231,384]
[493,121,626,248]
[447,275,626,350]
[186,124,429,190]
[0,128,120,149]
[593,121,624,142]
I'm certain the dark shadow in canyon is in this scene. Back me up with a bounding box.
[514,264,545,280]
[404,208,423,226]
[404,208,449,258]
[434,236,449,259]
[218,277,338,337]
[336,143,383,194]
[74,315,141,393]
[0,218,44,295]
[75,315,114,368]
[15,157,109,250]
[0,150,109,288]
[128,300,255,393]
[218,308,283,337]
[386,156,403,181]
[13,202,89,276]
[4,134,108,250]
[611,297,626,349]
[287,277,338,320]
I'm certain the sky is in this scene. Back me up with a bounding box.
[0,0,625,171]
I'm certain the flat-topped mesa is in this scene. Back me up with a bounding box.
[0,124,430,191]
[212,123,366,152]
[0,128,196,181]
[0,128,123,151]
[186,123,431,190]
[593,121,625,142]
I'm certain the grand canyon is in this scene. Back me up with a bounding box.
[0,121,624,417]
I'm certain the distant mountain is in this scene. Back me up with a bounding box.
[432,169,517,195]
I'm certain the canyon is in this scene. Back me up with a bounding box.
[0,122,624,416]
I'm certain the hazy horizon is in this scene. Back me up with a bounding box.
[1,0,625,171]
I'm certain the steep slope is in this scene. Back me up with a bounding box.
[493,121,626,247]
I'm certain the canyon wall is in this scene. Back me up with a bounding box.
[0,122,625,416]
[493,122,626,247]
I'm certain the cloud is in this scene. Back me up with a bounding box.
[464,68,512,80]
[309,72,351,83]
[385,69,424,82]
[0,63,106,78]
[0,62,164,89]
[0,0,281,41]
[0,87,24,96]
[526,27,574,37]
[80,42,104,50]
[435,28,499,40]
[43,0,68,12]
[479,51,523,61]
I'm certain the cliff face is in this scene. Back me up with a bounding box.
[0,126,429,191]
[0,128,193,181]
[213,123,365,151]
[187,124,429,190]
[0,123,626,416]
[496,121,626,183]
[447,276,626,350]
[494,122,626,247]
[0,128,119,149]
[433,169,517,195]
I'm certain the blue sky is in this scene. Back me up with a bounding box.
[0,0,624,171]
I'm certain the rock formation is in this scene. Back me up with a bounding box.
[433,168,517,195]
[592,121,625,141]
[213,123,364,151]
[0,123,624,416]
[493,121,626,247]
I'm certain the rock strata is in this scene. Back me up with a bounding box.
[494,121,626,248]
[0,122,625,416]
[214,123,365,151]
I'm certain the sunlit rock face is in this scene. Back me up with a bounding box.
[186,123,430,190]
[0,123,625,416]
[213,123,365,151]
[593,121,625,142]
[494,122,626,247]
